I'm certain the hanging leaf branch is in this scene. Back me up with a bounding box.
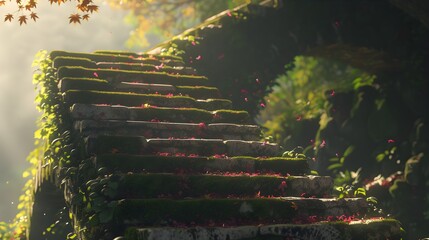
[1,0,98,24]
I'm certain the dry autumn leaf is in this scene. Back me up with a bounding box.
[18,15,27,25]
[4,14,13,22]
[30,12,38,21]
[87,5,98,13]
[82,14,90,21]
[0,0,6,6]
[69,13,81,24]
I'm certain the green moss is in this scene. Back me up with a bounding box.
[59,78,111,92]
[213,109,251,123]
[197,99,233,110]
[50,50,183,65]
[53,56,95,69]
[63,90,196,107]
[97,62,173,72]
[176,86,221,98]
[114,198,296,225]
[57,66,211,86]
[110,173,293,199]
[229,157,308,175]
[93,50,183,61]
[96,154,211,173]
[96,154,309,176]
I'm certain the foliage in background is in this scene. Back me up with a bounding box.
[108,0,260,49]
[259,56,375,149]
[259,53,429,239]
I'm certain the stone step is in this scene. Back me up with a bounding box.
[124,219,402,240]
[59,78,222,99]
[97,62,197,75]
[93,50,182,61]
[90,173,333,199]
[53,56,197,75]
[94,154,309,176]
[51,50,184,67]
[87,136,281,157]
[75,120,261,141]
[70,104,251,124]
[57,66,211,86]
[63,90,232,111]
[110,198,368,226]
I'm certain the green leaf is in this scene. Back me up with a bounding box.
[328,163,343,170]
[376,153,385,162]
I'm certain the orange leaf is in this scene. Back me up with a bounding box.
[4,14,13,22]
[69,13,81,24]
[87,5,98,13]
[18,15,27,25]
[49,0,56,5]
[0,0,6,6]
[77,4,87,12]
[82,14,90,21]
[30,12,38,21]
[81,0,92,6]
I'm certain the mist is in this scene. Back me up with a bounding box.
[0,0,133,221]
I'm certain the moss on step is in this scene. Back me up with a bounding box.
[213,110,250,123]
[130,107,213,122]
[94,50,182,61]
[59,78,111,92]
[97,62,173,72]
[53,56,96,69]
[252,157,309,175]
[105,173,332,199]
[50,50,184,65]
[176,86,221,98]
[63,90,197,108]
[129,107,251,124]
[95,154,309,175]
[57,66,210,86]
[197,99,232,110]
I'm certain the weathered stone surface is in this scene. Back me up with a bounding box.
[94,154,309,176]
[70,104,252,124]
[113,198,368,226]
[115,82,177,93]
[95,174,333,199]
[225,140,282,157]
[57,67,210,86]
[127,226,258,240]
[126,219,402,240]
[86,134,282,159]
[75,120,260,140]
[70,104,130,120]
[51,50,184,67]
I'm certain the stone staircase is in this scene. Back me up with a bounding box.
[29,50,403,240]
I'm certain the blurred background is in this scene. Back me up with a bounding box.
[1,0,428,239]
